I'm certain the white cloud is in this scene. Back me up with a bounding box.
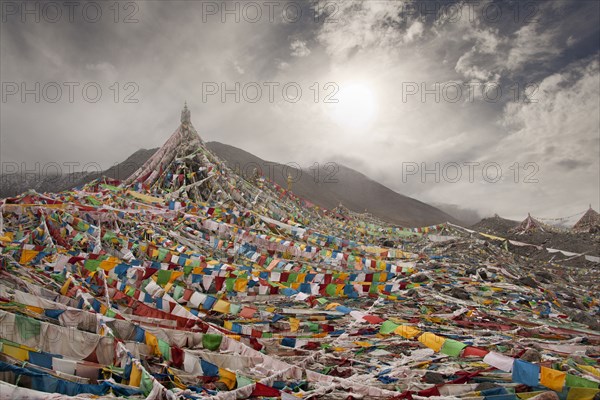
[86,62,118,81]
[290,39,311,57]
[404,21,424,43]
[438,2,564,83]
[315,1,404,60]
[233,60,245,75]
[442,58,600,218]
[505,24,561,71]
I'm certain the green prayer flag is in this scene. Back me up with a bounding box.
[156,270,171,285]
[84,259,100,272]
[565,373,598,388]
[157,339,171,361]
[236,374,254,388]
[140,369,153,395]
[157,248,168,262]
[86,196,102,206]
[229,304,241,315]
[100,184,120,192]
[172,285,184,301]
[15,314,41,340]
[225,278,235,292]
[325,284,337,296]
[102,231,117,241]
[379,320,399,335]
[440,339,467,357]
[202,333,223,351]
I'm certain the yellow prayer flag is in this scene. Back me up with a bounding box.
[169,271,184,283]
[99,260,118,271]
[2,343,29,361]
[566,388,599,400]
[145,333,159,355]
[20,249,38,264]
[233,279,248,292]
[60,277,72,296]
[25,305,44,314]
[130,363,142,387]
[578,364,600,378]
[540,366,566,391]
[418,332,446,352]
[394,325,421,339]
[0,233,14,242]
[126,190,164,205]
[212,300,231,314]
[289,318,300,332]
[218,368,237,390]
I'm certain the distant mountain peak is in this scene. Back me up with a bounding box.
[1,107,462,227]
[205,141,459,227]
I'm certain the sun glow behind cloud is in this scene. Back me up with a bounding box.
[329,82,377,133]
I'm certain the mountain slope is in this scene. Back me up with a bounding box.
[0,148,158,198]
[205,141,458,227]
[0,141,458,227]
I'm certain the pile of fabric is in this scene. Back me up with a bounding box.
[0,108,598,399]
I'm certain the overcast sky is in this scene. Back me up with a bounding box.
[1,0,599,220]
